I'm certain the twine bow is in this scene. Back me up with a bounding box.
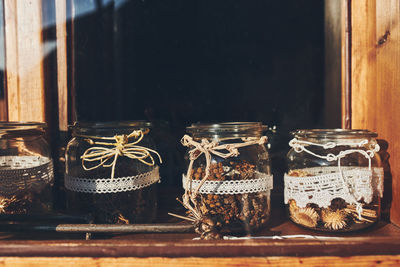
[78,129,162,179]
[178,135,267,220]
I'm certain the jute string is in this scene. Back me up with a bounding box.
[289,138,380,219]
[77,129,162,179]
[177,134,267,221]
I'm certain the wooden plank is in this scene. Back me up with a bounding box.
[0,225,400,258]
[350,0,377,129]
[324,0,342,128]
[342,0,351,128]
[3,0,18,120]
[67,0,76,122]
[0,99,7,121]
[0,255,400,267]
[0,0,8,121]
[55,0,68,131]
[4,0,45,122]
[348,0,400,226]
[375,0,400,227]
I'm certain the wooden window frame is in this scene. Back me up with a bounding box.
[0,0,400,264]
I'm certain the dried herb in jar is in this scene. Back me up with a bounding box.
[287,169,380,232]
[171,128,272,239]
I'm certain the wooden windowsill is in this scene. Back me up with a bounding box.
[0,220,399,258]
[0,190,398,258]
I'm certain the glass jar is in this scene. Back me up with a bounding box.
[65,122,161,224]
[0,122,53,214]
[180,122,273,239]
[285,129,383,232]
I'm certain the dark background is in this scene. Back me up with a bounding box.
[66,0,326,186]
[72,0,325,133]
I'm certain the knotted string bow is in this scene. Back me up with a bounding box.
[78,129,162,179]
[180,135,267,218]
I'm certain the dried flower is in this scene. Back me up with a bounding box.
[321,208,348,230]
[290,206,319,228]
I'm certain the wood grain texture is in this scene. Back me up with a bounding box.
[55,0,68,131]
[0,99,7,121]
[342,0,351,128]
[324,0,342,128]
[0,255,400,267]
[3,0,18,120]
[375,0,400,227]
[351,0,377,129]
[349,0,400,226]
[0,0,8,121]
[4,0,45,122]
[0,221,399,257]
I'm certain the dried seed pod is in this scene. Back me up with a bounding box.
[290,206,319,228]
[201,230,222,240]
[321,208,348,230]
[180,160,270,237]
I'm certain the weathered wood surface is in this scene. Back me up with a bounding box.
[324,0,342,128]
[0,255,400,267]
[0,221,399,257]
[4,0,45,122]
[55,0,68,131]
[347,0,400,227]
[0,236,399,258]
[375,0,400,228]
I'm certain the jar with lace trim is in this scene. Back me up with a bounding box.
[285,129,383,232]
[65,122,162,224]
[179,122,273,239]
[0,122,54,214]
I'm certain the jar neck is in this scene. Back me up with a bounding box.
[292,129,377,146]
[187,122,266,141]
[0,122,46,139]
[70,121,151,137]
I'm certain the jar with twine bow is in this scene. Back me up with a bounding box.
[65,122,162,224]
[285,129,383,232]
[169,122,273,239]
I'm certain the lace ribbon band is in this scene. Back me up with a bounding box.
[0,156,54,196]
[182,171,273,195]
[64,166,160,194]
[284,166,384,208]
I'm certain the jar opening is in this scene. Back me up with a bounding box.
[0,122,46,131]
[70,121,152,136]
[0,122,46,137]
[187,122,267,139]
[292,129,377,139]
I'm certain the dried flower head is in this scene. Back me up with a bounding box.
[290,206,319,228]
[321,208,348,230]
[0,196,7,213]
[0,195,17,214]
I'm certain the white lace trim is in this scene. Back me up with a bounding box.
[65,166,160,194]
[0,156,54,196]
[182,171,273,195]
[284,166,384,208]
